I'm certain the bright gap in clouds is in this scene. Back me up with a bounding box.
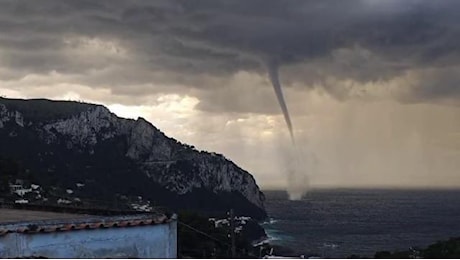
[107,94,200,143]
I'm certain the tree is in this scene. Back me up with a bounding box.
[0,157,20,193]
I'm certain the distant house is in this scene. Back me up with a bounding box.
[30,184,40,190]
[13,188,32,196]
[9,184,33,196]
[9,184,23,192]
[0,208,177,258]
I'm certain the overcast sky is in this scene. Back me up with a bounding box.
[1,0,459,190]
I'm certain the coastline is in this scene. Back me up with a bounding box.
[253,219,308,258]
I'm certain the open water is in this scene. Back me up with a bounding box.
[262,189,460,258]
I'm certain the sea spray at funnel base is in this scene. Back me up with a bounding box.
[267,61,295,144]
[283,145,311,200]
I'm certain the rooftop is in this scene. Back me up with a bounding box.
[0,206,175,235]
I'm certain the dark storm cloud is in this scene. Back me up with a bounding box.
[0,0,460,107]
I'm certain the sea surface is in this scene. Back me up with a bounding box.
[261,189,460,258]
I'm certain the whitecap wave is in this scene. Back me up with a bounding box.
[261,218,279,225]
[264,228,296,244]
[321,242,339,249]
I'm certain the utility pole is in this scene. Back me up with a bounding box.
[229,209,236,258]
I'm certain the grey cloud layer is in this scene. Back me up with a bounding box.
[0,0,460,110]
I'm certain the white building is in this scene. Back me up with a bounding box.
[0,208,177,258]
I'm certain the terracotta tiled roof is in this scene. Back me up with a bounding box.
[0,212,175,235]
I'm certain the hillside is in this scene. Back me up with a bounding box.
[0,97,266,219]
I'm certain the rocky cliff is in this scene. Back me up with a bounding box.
[0,97,266,218]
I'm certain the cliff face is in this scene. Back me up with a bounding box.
[0,97,266,218]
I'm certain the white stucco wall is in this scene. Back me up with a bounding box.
[0,220,177,258]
